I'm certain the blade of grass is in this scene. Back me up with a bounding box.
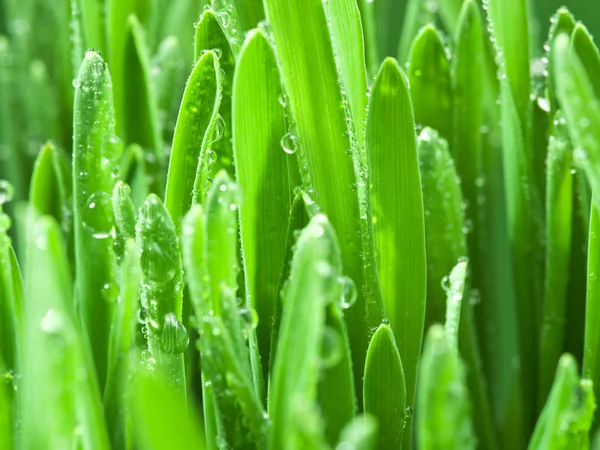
[232,29,294,393]
[79,0,106,54]
[136,194,187,397]
[21,215,109,449]
[368,57,426,446]
[263,0,385,395]
[336,415,378,450]
[269,214,342,449]
[111,181,136,262]
[397,0,435,64]
[417,324,476,450]
[72,51,121,389]
[546,8,576,113]
[0,354,10,449]
[164,49,220,230]
[584,197,600,397]
[356,0,379,75]
[121,143,148,207]
[231,0,265,32]
[528,355,595,450]
[539,113,574,406]
[363,324,406,449]
[438,0,463,34]
[408,25,453,144]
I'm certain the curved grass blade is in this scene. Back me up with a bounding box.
[356,0,378,75]
[194,9,236,179]
[572,24,600,100]
[546,8,576,112]
[539,113,574,406]
[363,324,406,449]
[133,369,206,450]
[21,216,109,449]
[336,415,378,450]
[263,0,385,394]
[417,324,476,450]
[269,214,342,449]
[72,51,121,389]
[398,0,435,64]
[368,57,425,441]
[164,49,220,229]
[529,354,595,450]
[408,26,453,144]
[136,194,186,397]
[233,29,293,389]
[104,239,141,448]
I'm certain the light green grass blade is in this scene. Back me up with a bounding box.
[136,194,186,397]
[112,181,136,262]
[363,324,406,449]
[21,215,109,449]
[438,0,463,34]
[528,355,595,450]
[546,8,576,112]
[319,302,356,445]
[323,0,368,145]
[584,196,600,397]
[572,24,600,100]
[164,49,220,230]
[72,51,121,389]
[263,0,384,393]
[356,0,379,75]
[231,0,264,31]
[103,239,141,448]
[397,0,435,64]
[539,113,574,406]
[79,0,106,55]
[417,324,476,450]
[233,29,293,390]
[408,26,453,144]
[120,143,148,207]
[269,214,342,449]
[336,415,378,450]
[28,61,61,148]
[367,58,425,441]
[444,261,468,350]
[0,353,10,449]
[133,370,206,450]
[194,9,236,179]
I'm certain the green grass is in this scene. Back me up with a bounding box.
[2,0,600,449]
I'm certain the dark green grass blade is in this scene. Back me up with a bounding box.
[269,214,342,449]
[371,0,404,61]
[233,29,293,390]
[79,0,106,54]
[546,8,576,113]
[263,0,384,396]
[539,114,574,406]
[528,355,595,450]
[194,9,236,179]
[136,194,186,397]
[319,303,356,445]
[584,197,600,402]
[363,324,406,449]
[336,415,378,450]
[120,143,148,208]
[28,61,61,149]
[417,324,476,450]
[103,239,140,448]
[368,58,425,440]
[164,49,220,230]
[133,370,206,450]
[356,0,378,75]
[398,0,435,64]
[231,0,264,31]
[72,51,121,389]
[408,26,453,144]
[21,216,109,449]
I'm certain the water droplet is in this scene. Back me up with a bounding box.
[214,115,225,142]
[40,309,63,334]
[205,148,217,165]
[160,313,189,354]
[72,78,81,88]
[321,327,342,368]
[280,132,298,154]
[137,307,148,324]
[536,97,550,113]
[82,191,114,239]
[101,282,118,303]
[339,276,357,309]
[278,94,288,107]
[213,48,223,59]
[240,307,259,331]
[0,180,14,205]
[217,11,231,28]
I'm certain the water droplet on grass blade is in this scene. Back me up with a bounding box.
[280,132,298,154]
[339,276,357,309]
[0,180,13,205]
[82,191,114,239]
[40,309,64,334]
[214,115,225,142]
[160,313,189,353]
[240,307,259,332]
[217,11,231,28]
[321,327,342,368]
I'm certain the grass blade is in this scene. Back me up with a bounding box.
[164,49,220,229]
[21,215,109,449]
[528,355,595,450]
[0,353,10,449]
[136,194,186,397]
[363,324,406,449]
[263,0,384,393]
[336,415,378,450]
[112,180,136,261]
[72,51,121,389]
[417,324,476,450]
[408,25,453,144]
[584,198,600,400]
[231,0,265,32]
[269,214,342,449]
[368,57,426,444]
[539,114,574,405]
[120,143,148,207]
[546,8,576,113]
[233,29,293,389]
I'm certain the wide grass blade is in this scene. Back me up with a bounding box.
[164,49,220,230]
[408,26,453,144]
[136,194,186,396]
[528,355,595,450]
[263,0,385,394]
[21,215,109,449]
[539,114,574,405]
[133,370,206,450]
[368,58,425,444]
[363,324,406,449]
[72,51,121,389]
[269,214,342,449]
[232,29,293,389]
[336,415,378,450]
[397,0,435,64]
[417,324,476,450]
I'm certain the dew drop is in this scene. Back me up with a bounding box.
[160,313,189,354]
[217,11,231,28]
[214,115,225,142]
[240,307,259,331]
[321,327,342,368]
[280,132,298,154]
[40,309,63,334]
[82,191,114,239]
[339,276,357,309]
[0,180,13,205]
[72,78,81,88]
